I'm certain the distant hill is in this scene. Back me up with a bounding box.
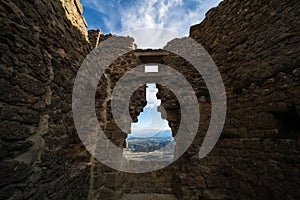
[126,130,175,153]
[127,130,172,140]
[152,130,173,138]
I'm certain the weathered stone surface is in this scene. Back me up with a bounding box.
[0,160,30,187]
[0,0,91,199]
[0,0,299,199]
[121,193,177,200]
[60,0,88,39]
[0,121,31,140]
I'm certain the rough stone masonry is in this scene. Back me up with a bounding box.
[0,0,299,200]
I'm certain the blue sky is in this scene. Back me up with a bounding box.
[81,0,222,35]
[131,83,172,138]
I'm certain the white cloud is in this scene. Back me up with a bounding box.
[120,27,184,49]
[82,0,222,35]
[82,0,222,48]
[145,83,160,108]
[131,108,171,137]
[119,0,222,36]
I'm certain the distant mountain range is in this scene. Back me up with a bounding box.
[127,130,173,140]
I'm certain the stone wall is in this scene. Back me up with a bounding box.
[0,0,299,199]
[91,0,300,199]
[91,47,148,200]
[173,0,300,199]
[87,45,211,199]
[60,0,88,39]
[88,30,113,49]
[0,0,91,199]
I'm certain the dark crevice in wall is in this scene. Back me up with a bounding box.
[272,106,300,139]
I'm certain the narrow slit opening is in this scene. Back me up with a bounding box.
[123,83,176,161]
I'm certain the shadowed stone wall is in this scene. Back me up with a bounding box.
[90,0,300,199]
[0,0,91,199]
[174,0,300,199]
[0,0,299,199]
